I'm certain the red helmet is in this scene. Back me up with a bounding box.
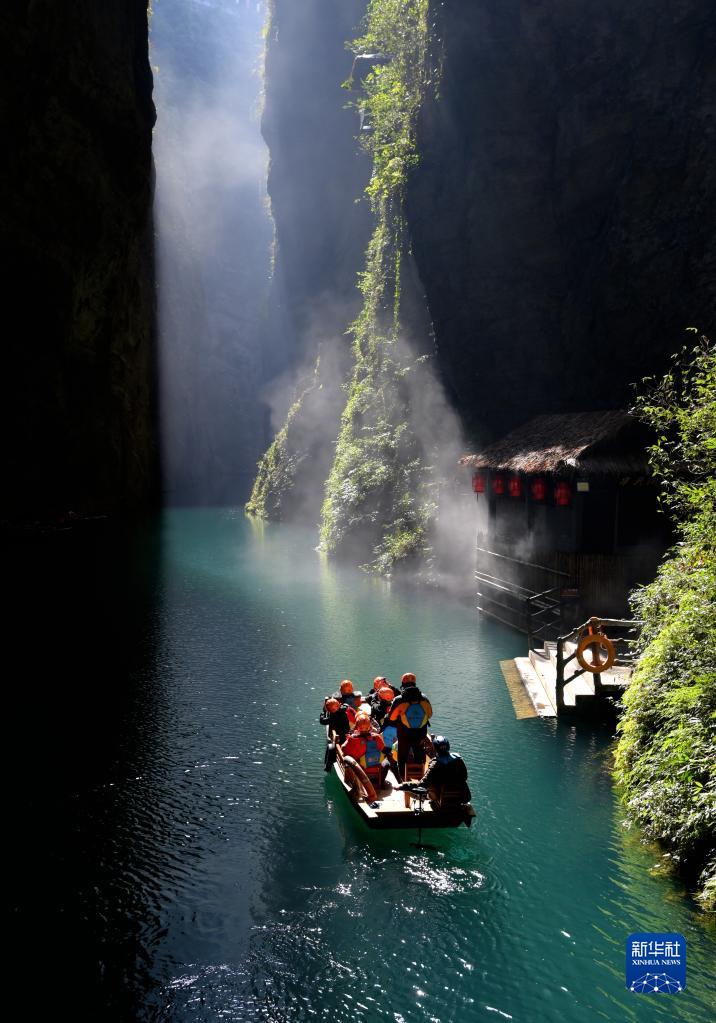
[401,672,417,686]
[339,679,354,694]
[325,697,340,712]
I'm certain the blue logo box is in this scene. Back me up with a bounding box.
[626,932,686,993]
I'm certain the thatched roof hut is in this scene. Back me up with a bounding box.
[459,411,648,477]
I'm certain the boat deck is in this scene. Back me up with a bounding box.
[333,758,474,829]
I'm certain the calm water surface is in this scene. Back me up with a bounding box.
[10,509,715,1021]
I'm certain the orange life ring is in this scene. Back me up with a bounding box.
[576,633,616,673]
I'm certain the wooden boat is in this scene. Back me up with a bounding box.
[326,732,476,831]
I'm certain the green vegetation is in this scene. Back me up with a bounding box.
[319,0,435,571]
[249,0,441,572]
[615,335,716,909]
[245,367,318,520]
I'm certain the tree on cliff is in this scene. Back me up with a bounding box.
[615,333,715,909]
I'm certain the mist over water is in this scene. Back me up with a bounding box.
[152,0,272,505]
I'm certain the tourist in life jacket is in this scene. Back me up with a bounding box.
[399,736,471,807]
[387,672,433,778]
[357,700,375,727]
[319,697,353,743]
[332,679,362,711]
[341,713,389,790]
[368,683,396,727]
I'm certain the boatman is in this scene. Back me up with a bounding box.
[399,735,471,808]
[387,672,433,779]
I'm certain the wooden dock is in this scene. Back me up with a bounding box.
[502,639,632,718]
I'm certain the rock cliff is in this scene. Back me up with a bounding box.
[262,0,371,370]
[409,0,716,442]
[253,0,716,566]
[1,1,156,522]
[247,0,372,523]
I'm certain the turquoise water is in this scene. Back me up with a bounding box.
[12,509,714,1021]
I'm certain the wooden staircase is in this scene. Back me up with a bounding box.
[510,619,639,717]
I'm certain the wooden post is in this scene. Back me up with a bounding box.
[591,641,604,696]
[556,637,565,714]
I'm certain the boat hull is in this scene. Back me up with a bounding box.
[331,756,476,831]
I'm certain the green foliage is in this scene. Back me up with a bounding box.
[632,333,716,520]
[318,0,434,571]
[615,336,716,908]
[349,0,429,206]
[245,370,316,520]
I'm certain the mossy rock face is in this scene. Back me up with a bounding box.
[246,342,353,524]
[246,375,317,522]
[252,0,439,573]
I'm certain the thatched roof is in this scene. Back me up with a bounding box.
[459,411,649,475]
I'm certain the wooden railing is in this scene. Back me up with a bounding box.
[554,617,641,713]
[475,546,573,645]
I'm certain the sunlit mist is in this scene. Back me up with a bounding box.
[152,0,271,505]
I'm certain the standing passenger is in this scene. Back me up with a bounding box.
[388,673,433,778]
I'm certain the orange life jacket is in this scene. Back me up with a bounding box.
[343,732,385,774]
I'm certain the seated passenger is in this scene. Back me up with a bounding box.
[356,698,374,723]
[332,679,362,711]
[370,675,388,694]
[319,697,353,742]
[399,736,471,807]
[341,713,389,791]
[369,684,396,726]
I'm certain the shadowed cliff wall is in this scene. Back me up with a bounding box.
[249,0,371,522]
[262,0,371,375]
[409,0,716,442]
[1,1,157,522]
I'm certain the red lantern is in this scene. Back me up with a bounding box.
[508,475,522,498]
[531,476,546,502]
[492,473,505,496]
[554,480,572,507]
[472,471,486,493]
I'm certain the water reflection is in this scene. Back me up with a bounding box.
[8,511,716,1022]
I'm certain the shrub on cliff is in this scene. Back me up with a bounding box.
[615,334,716,908]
